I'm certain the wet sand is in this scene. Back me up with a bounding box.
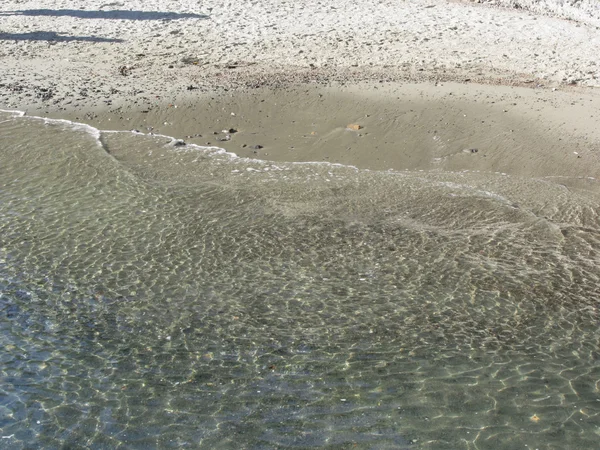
[43,81,600,184]
[2,0,600,181]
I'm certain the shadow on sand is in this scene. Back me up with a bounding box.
[0,31,124,43]
[0,9,208,21]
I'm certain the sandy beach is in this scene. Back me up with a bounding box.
[1,0,600,175]
[3,2,600,448]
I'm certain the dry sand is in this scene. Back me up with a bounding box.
[483,0,600,29]
[1,0,600,180]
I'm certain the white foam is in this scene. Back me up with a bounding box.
[3,108,581,208]
[0,108,26,117]
[2,109,103,146]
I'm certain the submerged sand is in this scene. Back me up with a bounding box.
[1,0,600,180]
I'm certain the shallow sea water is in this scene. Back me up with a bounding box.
[0,110,599,449]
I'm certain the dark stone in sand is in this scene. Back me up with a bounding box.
[35,87,54,101]
[181,56,201,65]
[253,145,263,149]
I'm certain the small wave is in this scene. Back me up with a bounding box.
[3,108,599,216]
[0,108,25,117]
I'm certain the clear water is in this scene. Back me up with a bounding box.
[0,111,598,449]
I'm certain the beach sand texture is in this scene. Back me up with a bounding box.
[1,0,600,178]
[487,0,600,28]
[1,0,600,111]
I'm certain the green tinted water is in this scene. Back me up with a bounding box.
[0,111,598,448]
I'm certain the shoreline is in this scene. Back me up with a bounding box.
[23,81,600,183]
[2,0,600,181]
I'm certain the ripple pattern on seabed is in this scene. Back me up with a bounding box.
[0,112,599,449]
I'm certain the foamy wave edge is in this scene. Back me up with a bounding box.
[0,108,362,171]
[2,108,598,203]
